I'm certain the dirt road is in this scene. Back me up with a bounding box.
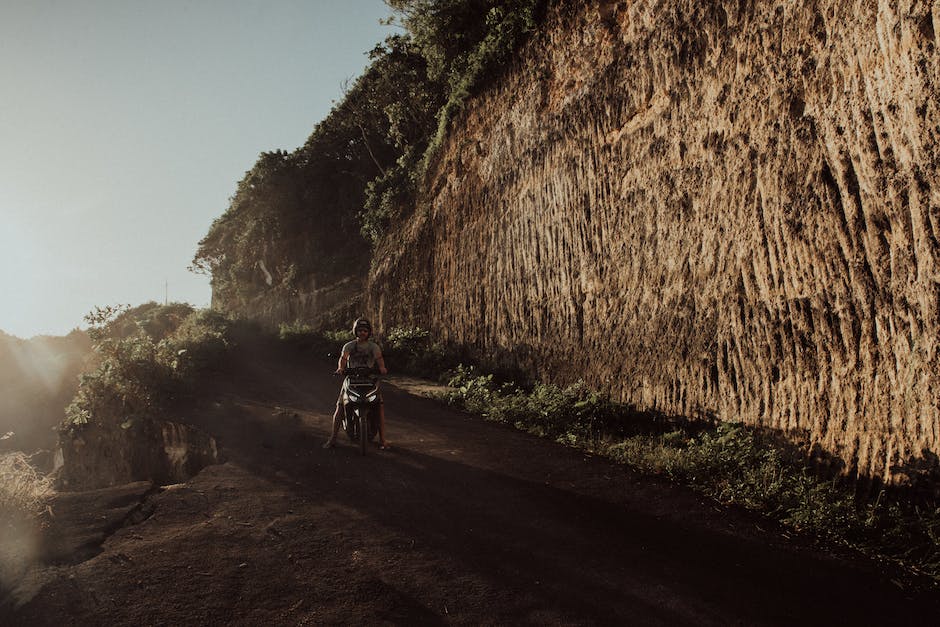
[4,340,939,625]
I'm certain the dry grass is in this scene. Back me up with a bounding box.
[0,452,53,525]
[1,452,52,605]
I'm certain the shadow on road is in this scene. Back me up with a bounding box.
[195,371,940,627]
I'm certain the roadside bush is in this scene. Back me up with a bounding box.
[322,329,351,346]
[65,334,172,427]
[164,309,232,381]
[442,366,618,444]
[278,321,316,343]
[383,326,456,378]
[64,305,234,430]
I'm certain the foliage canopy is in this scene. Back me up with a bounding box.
[193,0,543,308]
[65,303,234,430]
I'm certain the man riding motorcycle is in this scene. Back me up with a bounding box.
[323,318,389,449]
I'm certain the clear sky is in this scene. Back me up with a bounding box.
[0,0,393,338]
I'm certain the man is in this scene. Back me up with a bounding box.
[323,317,389,449]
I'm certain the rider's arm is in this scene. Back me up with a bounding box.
[375,350,388,375]
[336,351,349,374]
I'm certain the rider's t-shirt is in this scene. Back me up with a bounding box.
[343,340,382,369]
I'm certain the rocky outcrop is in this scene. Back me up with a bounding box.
[368,0,940,482]
[56,418,220,491]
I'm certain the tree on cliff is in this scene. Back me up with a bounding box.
[191,34,442,305]
[192,0,543,308]
[192,38,435,307]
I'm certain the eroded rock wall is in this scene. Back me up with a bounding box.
[369,0,940,481]
[56,418,220,491]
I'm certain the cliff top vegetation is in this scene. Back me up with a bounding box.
[192,0,543,311]
[64,303,234,432]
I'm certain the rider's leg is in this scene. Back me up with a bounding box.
[324,398,343,447]
[378,401,388,447]
[331,402,343,437]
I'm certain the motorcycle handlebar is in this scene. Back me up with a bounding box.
[334,366,382,377]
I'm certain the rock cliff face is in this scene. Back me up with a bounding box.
[368,0,940,482]
[55,418,220,491]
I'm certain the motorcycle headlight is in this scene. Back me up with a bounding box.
[366,392,378,403]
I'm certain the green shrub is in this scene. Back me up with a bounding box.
[442,367,618,444]
[278,321,318,347]
[64,305,234,430]
[423,1,541,161]
[361,160,419,244]
[385,326,430,364]
[165,309,232,380]
[383,326,457,379]
[323,329,351,345]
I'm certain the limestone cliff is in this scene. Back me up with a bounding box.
[368,0,940,483]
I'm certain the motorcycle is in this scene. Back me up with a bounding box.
[338,366,381,455]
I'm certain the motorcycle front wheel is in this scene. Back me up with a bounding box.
[342,407,356,442]
[358,409,368,456]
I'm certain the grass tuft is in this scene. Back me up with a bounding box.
[0,452,53,526]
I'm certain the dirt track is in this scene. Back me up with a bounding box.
[4,341,940,625]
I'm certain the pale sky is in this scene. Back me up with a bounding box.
[0,0,393,338]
